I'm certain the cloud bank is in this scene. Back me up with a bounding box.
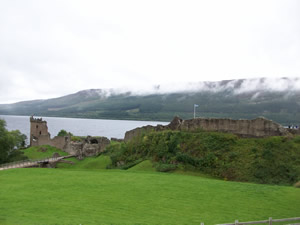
[79,77,300,98]
[0,0,299,103]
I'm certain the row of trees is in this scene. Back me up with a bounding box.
[0,119,27,164]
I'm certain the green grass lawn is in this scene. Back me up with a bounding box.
[57,155,111,169]
[22,145,68,160]
[0,168,299,225]
[128,160,156,172]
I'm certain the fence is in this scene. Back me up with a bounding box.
[213,217,300,225]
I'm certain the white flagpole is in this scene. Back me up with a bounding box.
[194,104,199,119]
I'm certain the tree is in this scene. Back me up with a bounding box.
[57,129,73,137]
[0,119,27,164]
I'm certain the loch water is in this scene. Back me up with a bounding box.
[0,115,168,141]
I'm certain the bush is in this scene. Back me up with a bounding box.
[0,119,27,164]
[294,181,300,188]
[119,159,144,170]
[155,163,177,172]
[71,136,82,142]
[293,135,300,144]
[105,129,300,185]
[57,129,73,137]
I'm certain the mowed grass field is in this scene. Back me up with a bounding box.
[0,168,299,225]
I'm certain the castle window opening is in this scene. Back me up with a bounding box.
[90,139,98,144]
[39,131,42,135]
[36,125,38,128]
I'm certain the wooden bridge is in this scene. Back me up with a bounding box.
[0,155,74,171]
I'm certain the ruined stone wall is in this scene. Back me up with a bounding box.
[124,116,291,141]
[65,142,83,156]
[30,116,50,146]
[124,124,166,142]
[30,117,111,158]
[178,117,289,137]
[287,128,300,135]
[64,136,110,158]
[50,136,70,150]
[124,125,155,142]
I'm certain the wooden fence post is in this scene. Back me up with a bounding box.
[235,220,239,225]
[269,217,272,225]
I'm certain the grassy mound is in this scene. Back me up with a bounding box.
[127,160,156,172]
[56,155,111,169]
[106,131,300,185]
[0,168,299,225]
[22,145,68,160]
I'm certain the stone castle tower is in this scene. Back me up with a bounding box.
[28,116,110,157]
[30,116,50,146]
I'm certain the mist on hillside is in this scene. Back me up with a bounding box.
[82,77,300,98]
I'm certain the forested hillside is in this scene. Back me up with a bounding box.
[1,78,300,125]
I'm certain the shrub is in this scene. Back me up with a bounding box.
[57,129,73,137]
[71,136,82,142]
[294,181,300,188]
[176,152,199,166]
[155,163,177,172]
[120,159,143,170]
[105,129,300,185]
[293,135,300,144]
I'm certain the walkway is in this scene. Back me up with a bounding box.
[0,155,74,171]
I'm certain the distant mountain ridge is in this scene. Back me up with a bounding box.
[1,78,300,125]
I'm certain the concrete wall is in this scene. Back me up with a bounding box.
[124,116,291,141]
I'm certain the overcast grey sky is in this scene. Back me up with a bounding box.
[0,0,300,103]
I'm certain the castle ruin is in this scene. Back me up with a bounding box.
[29,116,110,158]
[124,116,292,141]
[30,115,295,156]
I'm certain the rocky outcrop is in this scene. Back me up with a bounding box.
[124,116,291,141]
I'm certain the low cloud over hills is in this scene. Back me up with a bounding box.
[1,77,300,125]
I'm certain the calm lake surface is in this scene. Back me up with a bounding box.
[0,115,168,141]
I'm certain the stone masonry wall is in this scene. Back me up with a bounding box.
[64,136,110,158]
[29,117,110,158]
[124,116,291,141]
[30,116,50,146]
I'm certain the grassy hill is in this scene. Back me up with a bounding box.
[105,130,300,185]
[56,155,111,169]
[22,145,68,159]
[0,168,299,225]
[21,130,300,186]
[1,78,300,125]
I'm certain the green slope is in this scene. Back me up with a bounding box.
[56,155,111,169]
[22,145,68,159]
[0,169,299,225]
[106,131,300,185]
[127,160,156,172]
